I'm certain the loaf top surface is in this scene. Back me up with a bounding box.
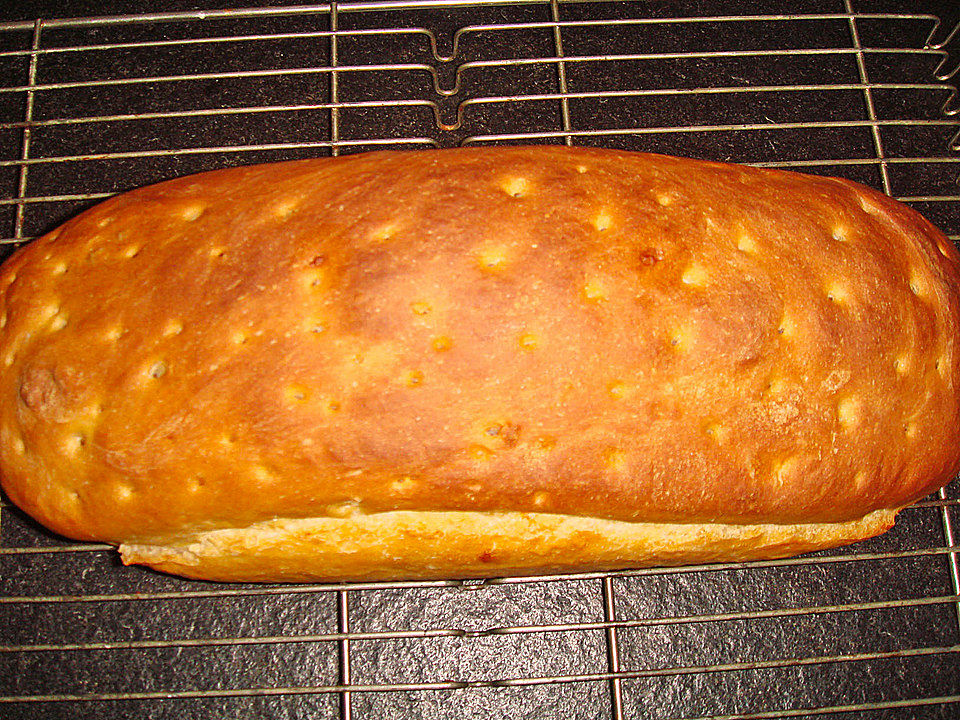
[1,146,959,546]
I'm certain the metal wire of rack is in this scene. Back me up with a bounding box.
[1,1,960,718]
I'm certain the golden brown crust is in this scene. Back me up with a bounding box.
[118,508,897,583]
[0,146,957,581]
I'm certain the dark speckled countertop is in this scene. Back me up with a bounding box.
[1,2,960,718]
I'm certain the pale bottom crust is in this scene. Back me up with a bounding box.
[118,509,898,583]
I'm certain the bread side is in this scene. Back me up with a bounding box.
[0,146,957,580]
[118,509,897,583]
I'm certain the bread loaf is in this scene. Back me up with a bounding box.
[1,146,958,582]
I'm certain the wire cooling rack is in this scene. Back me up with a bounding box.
[1,1,960,718]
